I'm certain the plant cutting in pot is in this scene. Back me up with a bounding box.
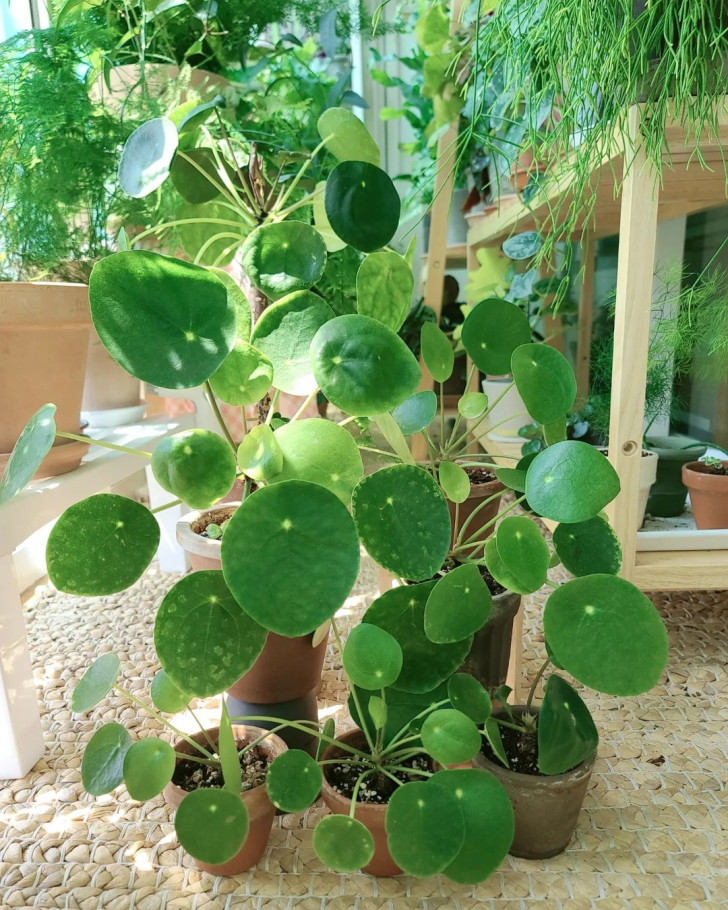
[683,455,728,529]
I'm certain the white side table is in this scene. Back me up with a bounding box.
[0,417,192,779]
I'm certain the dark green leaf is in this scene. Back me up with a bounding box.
[241,222,327,301]
[491,516,550,594]
[343,623,403,690]
[174,788,248,865]
[494,467,527,492]
[152,429,237,509]
[483,718,508,768]
[511,344,576,425]
[385,781,465,876]
[462,298,531,375]
[266,749,322,812]
[391,391,437,436]
[424,564,492,644]
[421,322,454,382]
[325,161,400,252]
[349,683,449,747]
[537,674,598,775]
[447,674,492,723]
[170,148,222,204]
[82,723,132,795]
[553,517,622,576]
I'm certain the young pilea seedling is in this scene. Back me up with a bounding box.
[4,102,669,879]
[700,455,727,475]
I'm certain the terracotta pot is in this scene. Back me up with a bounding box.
[320,729,401,877]
[163,724,286,875]
[82,327,142,414]
[645,435,707,517]
[450,471,505,558]
[177,504,329,701]
[459,590,521,689]
[682,460,728,529]
[0,282,91,458]
[597,448,658,530]
[475,707,595,859]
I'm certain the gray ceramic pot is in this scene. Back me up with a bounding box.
[459,590,521,689]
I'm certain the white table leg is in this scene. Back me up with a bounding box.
[146,466,190,574]
[0,554,44,779]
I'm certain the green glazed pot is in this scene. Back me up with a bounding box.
[645,436,707,518]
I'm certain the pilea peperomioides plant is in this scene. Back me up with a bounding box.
[1,106,670,878]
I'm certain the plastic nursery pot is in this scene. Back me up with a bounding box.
[682,460,728,530]
[449,468,506,557]
[226,689,320,755]
[459,589,522,690]
[474,707,595,859]
[320,728,402,877]
[645,436,708,517]
[177,504,329,703]
[0,282,91,463]
[163,724,287,875]
[597,448,658,530]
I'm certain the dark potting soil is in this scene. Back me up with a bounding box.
[173,743,269,793]
[464,467,497,485]
[481,721,543,776]
[437,558,506,597]
[327,754,433,804]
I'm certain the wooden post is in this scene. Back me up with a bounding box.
[605,109,660,579]
[575,230,595,401]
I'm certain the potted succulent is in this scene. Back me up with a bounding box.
[683,456,728,529]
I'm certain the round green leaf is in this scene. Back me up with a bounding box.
[176,199,248,266]
[421,709,482,764]
[154,571,267,698]
[447,674,492,723]
[543,574,669,696]
[313,181,346,252]
[425,564,492,644]
[421,322,454,382]
[312,314,420,416]
[386,781,465,876]
[123,737,176,800]
[251,291,334,395]
[209,340,273,406]
[174,788,249,865]
[512,344,577,425]
[151,669,190,714]
[47,494,159,595]
[170,148,222,204]
[356,251,413,331]
[152,429,237,509]
[89,251,236,389]
[439,461,471,504]
[343,623,403,690]
[392,390,437,436]
[353,464,451,580]
[494,467,527,492]
[208,268,252,342]
[430,769,515,884]
[82,723,132,796]
[266,750,322,812]
[525,441,621,523]
[268,418,363,504]
[537,674,598,775]
[71,653,121,713]
[492,516,550,594]
[363,584,472,693]
[0,403,56,504]
[237,424,283,483]
[325,161,400,253]
[313,815,375,873]
[502,231,542,260]
[458,393,488,420]
[240,222,327,302]
[118,117,178,198]
[222,481,360,636]
[461,298,531,375]
[318,107,380,166]
[553,516,622,577]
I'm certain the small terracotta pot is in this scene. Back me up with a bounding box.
[450,472,505,556]
[320,729,401,877]
[475,707,595,859]
[682,460,728,529]
[459,590,522,689]
[163,724,286,875]
[177,505,329,703]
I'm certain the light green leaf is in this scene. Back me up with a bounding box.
[82,723,132,796]
[237,424,283,483]
[511,344,577,425]
[317,107,380,166]
[123,737,176,800]
[458,393,488,420]
[313,815,375,872]
[152,429,237,509]
[343,623,403,690]
[392,391,438,435]
[71,653,121,713]
[421,322,454,382]
[461,298,531,376]
[266,749,323,812]
[356,251,413,331]
[0,404,56,504]
[209,341,273,406]
[174,788,248,865]
[421,709,482,764]
[439,461,471,503]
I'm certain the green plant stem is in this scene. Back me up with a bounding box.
[214,109,261,217]
[330,619,378,757]
[189,708,218,753]
[452,495,526,554]
[56,432,151,459]
[496,718,529,734]
[276,187,324,220]
[265,390,281,425]
[358,446,401,460]
[384,765,432,778]
[545,578,559,589]
[452,490,507,549]
[203,382,237,451]
[526,658,551,711]
[150,499,183,514]
[174,751,218,766]
[290,387,319,423]
[380,699,449,755]
[338,415,356,427]
[241,409,249,436]
[131,216,252,247]
[447,408,529,457]
[114,685,215,759]
[349,769,375,816]
[445,363,477,449]
[272,135,331,215]
[439,382,446,449]
[241,477,252,501]
[227,714,372,761]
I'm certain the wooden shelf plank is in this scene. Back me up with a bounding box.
[633,548,728,591]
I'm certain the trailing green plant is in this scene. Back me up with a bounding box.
[466,0,728,265]
[2,107,668,880]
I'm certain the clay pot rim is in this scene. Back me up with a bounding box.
[166,723,287,801]
[682,460,728,485]
[477,706,596,784]
[0,280,89,290]
[176,502,241,554]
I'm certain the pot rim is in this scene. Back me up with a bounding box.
[682,460,728,486]
[176,502,241,553]
[477,706,596,783]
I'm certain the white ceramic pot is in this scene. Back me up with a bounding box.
[480,377,529,440]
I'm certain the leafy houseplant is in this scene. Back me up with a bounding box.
[2,105,669,878]
[682,455,728,530]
